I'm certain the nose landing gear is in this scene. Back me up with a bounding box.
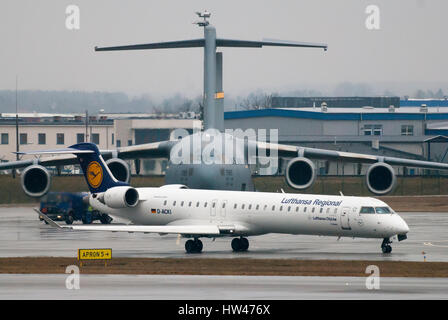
[185,238,203,253]
[381,238,392,254]
[231,237,249,252]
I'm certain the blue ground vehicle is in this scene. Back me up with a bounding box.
[38,192,112,224]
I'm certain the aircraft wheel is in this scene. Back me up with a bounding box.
[194,239,204,253]
[231,238,242,252]
[194,239,203,253]
[240,237,249,251]
[185,239,202,254]
[382,245,392,254]
[381,238,392,254]
[65,215,74,225]
[185,240,195,253]
[100,214,112,224]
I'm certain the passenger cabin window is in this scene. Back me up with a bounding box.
[288,206,291,212]
[360,207,375,214]
[204,202,208,208]
[163,200,167,206]
[181,201,184,206]
[296,207,299,212]
[272,205,275,211]
[264,205,267,211]
[248,204,252,210]
[173,201,176,206]
[242,204,245,209]
[319,208,323,213]
[256,204,259,210]
[188,202,192,207]
[312,207,315,213]
[375,207,392,214]
[304,207,307,212]
[196,202,200,207]
[222,203,226,208]
[279,206,283,211]
[234,204,237,209]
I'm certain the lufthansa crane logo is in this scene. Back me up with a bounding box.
[87,161,103,189]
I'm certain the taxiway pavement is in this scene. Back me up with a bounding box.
[0,274,447,299]
[0,207,447,262]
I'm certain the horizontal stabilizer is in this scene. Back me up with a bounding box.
[95,38,327,51]
[95,39,205,51]
[216,38,328,50]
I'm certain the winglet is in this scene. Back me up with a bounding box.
[34,208,70,230]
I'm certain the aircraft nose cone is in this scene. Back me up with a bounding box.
[397,218,410,234]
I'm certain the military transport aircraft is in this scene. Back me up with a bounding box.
[37,142,409,254]
[2,11,448,198]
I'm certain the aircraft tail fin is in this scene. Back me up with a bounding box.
[18,143,128,193]
[68,143,128,193]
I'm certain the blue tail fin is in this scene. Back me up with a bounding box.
[69,143,128,193]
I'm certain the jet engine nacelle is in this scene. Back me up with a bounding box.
[285,157,316,190]
[106,158,131,184]
[103,186,139,208]
[21,165,51,198]
[366,162,397,195]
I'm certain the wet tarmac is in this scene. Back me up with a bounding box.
[0,207,447,262]
[1,274,447,299]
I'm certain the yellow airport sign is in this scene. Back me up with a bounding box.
[78,248,112,260]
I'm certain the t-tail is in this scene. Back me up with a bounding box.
[68,143,128,193]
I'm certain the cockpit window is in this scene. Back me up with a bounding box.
[375,207,392,214]
[360,207,375,214]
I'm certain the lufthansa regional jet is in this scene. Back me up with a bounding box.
[35,143,409,254]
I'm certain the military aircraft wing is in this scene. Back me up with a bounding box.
[108,140,175,160]
[256,141,448,170]
[0,141,175,170]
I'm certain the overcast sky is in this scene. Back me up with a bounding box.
[1,0,447,98]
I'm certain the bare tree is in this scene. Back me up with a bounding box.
[239,92,275,110]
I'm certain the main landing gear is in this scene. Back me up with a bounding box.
[381,238,392,254]
[185,238,203,254]
[231,237,249,252]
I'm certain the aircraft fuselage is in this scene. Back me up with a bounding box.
[89,187,409,240]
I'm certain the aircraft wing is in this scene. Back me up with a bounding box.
[0,140,176,171]
[255,141,448,170]
[38,210,221,236]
